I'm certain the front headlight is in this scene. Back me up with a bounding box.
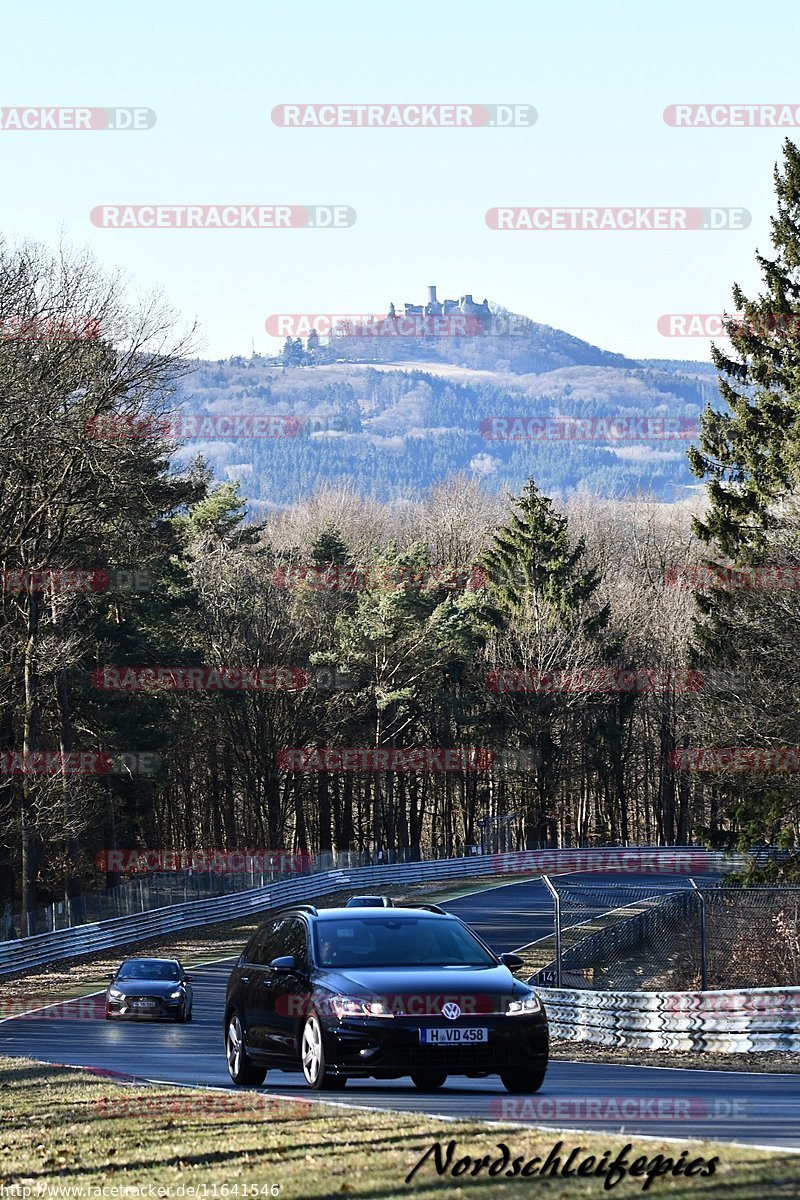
[107,987,125,1001]
[329,994,394,1019]
[507,993,542,1016]
[169,989,184,1000]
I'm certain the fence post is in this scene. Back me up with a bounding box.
[689,878,707,990]
[541,873,562,987]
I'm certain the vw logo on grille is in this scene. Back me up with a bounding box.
[442,1001,461,1021]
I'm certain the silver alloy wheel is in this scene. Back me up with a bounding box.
[227,1015,243,1079]
[301,1015,322,1085]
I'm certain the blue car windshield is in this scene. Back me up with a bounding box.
[313,917,496,968]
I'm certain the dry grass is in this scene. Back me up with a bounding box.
[1,1056,797,1198]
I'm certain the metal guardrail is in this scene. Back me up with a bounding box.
[0,872,344,977]
[538,984,800,1052]
[0,847,739,977]
[8,849,433,939]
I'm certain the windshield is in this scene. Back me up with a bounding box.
[313,917,496,969]
[117,960,181,981]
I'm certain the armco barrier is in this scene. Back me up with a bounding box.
[537,984,800,1052]
[0,847,739,977]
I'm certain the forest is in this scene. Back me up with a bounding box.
[5,141,800,929]
[171,343,715,505]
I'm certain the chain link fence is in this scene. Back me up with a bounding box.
[527,880,800,991]
[0,845,462,940]
[699,885,800,990]
[0,865,304,940]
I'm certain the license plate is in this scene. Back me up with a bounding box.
[420,1027,488,1045]
[132,1000,157,1008]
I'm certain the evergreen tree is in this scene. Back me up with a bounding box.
[476,480,613,848]
[282,336,304,367]
[331,542,488,854]
[310,522,350,567]
[180,480,258,546]
[689,138,800,560]
[477,479,609,636]
[684,141,800,850]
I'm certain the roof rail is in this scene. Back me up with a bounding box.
[283,903,318,915]
[395,901,448,915]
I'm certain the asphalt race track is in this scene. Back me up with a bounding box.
[442,871,692,954]
[3,874,799,1150]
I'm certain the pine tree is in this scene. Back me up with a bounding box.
[477,479,609,636]
[282,336,304,367]
[180,481,258,546]
[683,144,800,851]
[331,541,488,855]
[476,480,613,849]
[689,138,800,561]
[310,522,350,567]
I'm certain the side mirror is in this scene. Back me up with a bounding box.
[269,955,297,972]
[107,973,116,981]
[500,952,524,970]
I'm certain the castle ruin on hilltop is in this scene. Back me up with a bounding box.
[388,285,491,323]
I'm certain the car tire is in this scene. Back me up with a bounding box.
[411,1071,447,1091]
[225,1012,266,1086]
[499,1059,547,1094]
[300,1013,346,1090]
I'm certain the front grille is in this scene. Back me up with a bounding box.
[386,1043,516,1071]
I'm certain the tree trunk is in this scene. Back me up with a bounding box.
[21,588,40,935]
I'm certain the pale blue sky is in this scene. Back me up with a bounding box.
[2,0,797,360]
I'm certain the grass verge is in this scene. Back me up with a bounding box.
[1,1056,797,1199]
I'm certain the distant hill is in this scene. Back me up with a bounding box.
[172,310,719,509]
[637,358,719,378]
[315,307,641,376]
